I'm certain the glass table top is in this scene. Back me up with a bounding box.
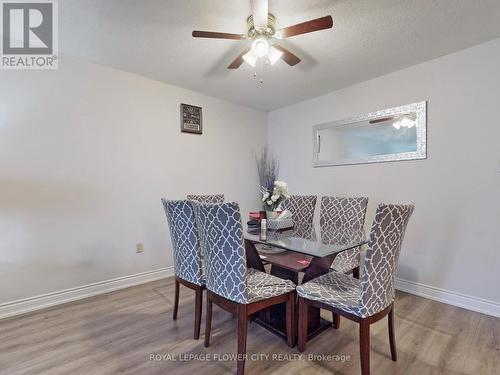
[245,221,367,258]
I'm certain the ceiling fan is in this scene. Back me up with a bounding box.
[192,0,333,69]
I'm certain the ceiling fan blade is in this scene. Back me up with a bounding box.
[251,0,268,30]
[369,117,394,124]
[228,48,251,69]
[273,45,301,66]
[276,15,333,38]
[192,30,246,40]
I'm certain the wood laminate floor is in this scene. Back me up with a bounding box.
[0,277,499,375]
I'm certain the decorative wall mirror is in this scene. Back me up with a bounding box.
[313,101,427,167]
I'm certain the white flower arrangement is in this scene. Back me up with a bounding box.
[261,180,290,211]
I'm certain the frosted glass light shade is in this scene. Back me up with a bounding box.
[243,50,257,67]
[268,46,283,65]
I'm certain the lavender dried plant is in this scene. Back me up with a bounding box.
[256,146,280,193]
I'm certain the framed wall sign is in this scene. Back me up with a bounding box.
[180,103,203,134]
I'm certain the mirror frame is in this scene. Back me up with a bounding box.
[312,101,427,167]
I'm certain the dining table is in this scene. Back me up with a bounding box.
[244,221,367,341]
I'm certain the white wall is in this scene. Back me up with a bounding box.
[2,40,499,317]
[0,55,266,305]
[268,39,500,308]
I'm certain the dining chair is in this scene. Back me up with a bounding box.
[161,199,205,340]
[187,195,224,261]
[194,202,296,375]
[297,203,414,375]
[319,197,368,331]
[187,194,224,204]
[320,196,368,278]
[279,195,317,225]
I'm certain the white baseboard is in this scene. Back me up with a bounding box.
[0,267,174,320]
[395,277,500,318]
[2,269,498,320]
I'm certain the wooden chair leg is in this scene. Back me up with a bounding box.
[332,312,340,329]
[388,305,397,361]
[173,278,180,320]
[237,304,248,375]
[359,320,370,375]
[297,297,308,352]
[352,266,360,279]
[286,291,296,348]
[193,287,202,340]
[204,291,212,348]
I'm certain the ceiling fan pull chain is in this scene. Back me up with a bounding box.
[259,59,264,84]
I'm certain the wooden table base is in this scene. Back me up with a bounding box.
[252,312,332,341]
[245,239,338,343]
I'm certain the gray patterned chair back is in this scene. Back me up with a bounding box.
[161,199,204,286]
[187,194,224,204]
[320,196,368,230]
[194,202,248,304]
[360,204,414,315]
[280,195,317,225]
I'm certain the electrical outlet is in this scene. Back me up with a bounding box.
[136,243,144,253]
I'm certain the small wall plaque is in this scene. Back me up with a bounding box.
[180,103,202,134]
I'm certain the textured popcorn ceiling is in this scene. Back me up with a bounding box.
[60,0,500,110]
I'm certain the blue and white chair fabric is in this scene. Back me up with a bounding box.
[186,195,224,258]
[320,197,368,274]
[194,202,295,304]
[162,199,204,286]
[187,194,224,204]
[279,195,317,225]
[297,204,414,318]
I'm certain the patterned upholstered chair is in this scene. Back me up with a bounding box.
[279,195,317,225]
[319,197,367,331]
[187,195,224,260]
[161,199,205,340]
[187,194,224,204]
[263,195,317,281]
[297,204,414,375]
[194,202,296,375]
[321,196,368,278]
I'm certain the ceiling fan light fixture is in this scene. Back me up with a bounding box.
[268,46,283,65]
[242,50,257,67]
[251,37,269,57]
[392,116,415,130]
[404,117,416,128]
[193,8,334,71]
